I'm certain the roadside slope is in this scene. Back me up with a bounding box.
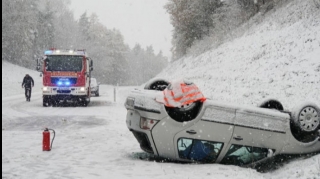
[156,0,320,110]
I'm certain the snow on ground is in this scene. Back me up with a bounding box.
[2,61,320,179]
[2,0,320,178]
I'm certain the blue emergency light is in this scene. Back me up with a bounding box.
[56,79,71,86]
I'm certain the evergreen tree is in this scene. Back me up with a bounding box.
[2,0,39,67]
[2,1,168,85]
[165,0,222,60]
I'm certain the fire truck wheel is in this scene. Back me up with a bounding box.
[79,98,89,107]
[43,98,51,107]
[51,99,59,107]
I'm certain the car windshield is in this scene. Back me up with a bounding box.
[45,55,83,72]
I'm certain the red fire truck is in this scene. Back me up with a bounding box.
[36,49,93,107]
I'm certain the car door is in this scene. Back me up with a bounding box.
[173,105,236,162]
[220,107,289,165]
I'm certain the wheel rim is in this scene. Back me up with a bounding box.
[177,102,196,111]
[298,106,319,132]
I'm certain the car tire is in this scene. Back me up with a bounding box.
[144,79,169,91]
[259,98,284,111]
[292,102,320,133]
[95,91,99,96]
[165,101,203,122]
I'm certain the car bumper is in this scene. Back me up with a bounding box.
[126,109,157,154]
[90,87,98,92]
[42,86,87,96]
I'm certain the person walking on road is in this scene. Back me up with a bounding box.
[22,74,34,101]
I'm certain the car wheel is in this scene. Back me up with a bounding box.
[95,91,99,96]
[144,79,169,91]
[292,102,320,133]
[259,98,284,111]
[165,101,203,122]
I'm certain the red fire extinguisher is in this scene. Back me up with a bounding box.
[43,128,55,151]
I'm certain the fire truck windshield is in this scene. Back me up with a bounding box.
[45,55,83,72]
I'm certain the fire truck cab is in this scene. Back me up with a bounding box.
[36,49,93,106]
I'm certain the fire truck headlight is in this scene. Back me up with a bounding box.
[80,87,85,91]
[43,87,48,91]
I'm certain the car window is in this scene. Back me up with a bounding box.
[177,138,223,163]
[220,144,269,166]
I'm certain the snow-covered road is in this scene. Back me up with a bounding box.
[3,84,320,179]
[2,85,146,179]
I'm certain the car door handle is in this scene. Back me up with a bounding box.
[233,136,243,141]
[186,130,197,134]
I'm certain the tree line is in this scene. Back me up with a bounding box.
[2,0,168,85]
[164,0,279,60]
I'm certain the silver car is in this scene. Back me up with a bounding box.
[90,78,100,96]
[125,79,320,168]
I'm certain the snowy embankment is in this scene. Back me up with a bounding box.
[2,61,42,98]
[153,0,320,176]
[156,0,320,111]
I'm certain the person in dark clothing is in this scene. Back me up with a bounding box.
[22,74,34,101]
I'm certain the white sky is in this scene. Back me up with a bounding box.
[69,0,173,59]
[2,0,319,178]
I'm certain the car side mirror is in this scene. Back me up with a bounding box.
[267,149,274,158]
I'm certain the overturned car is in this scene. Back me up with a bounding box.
[125,79,320,167]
